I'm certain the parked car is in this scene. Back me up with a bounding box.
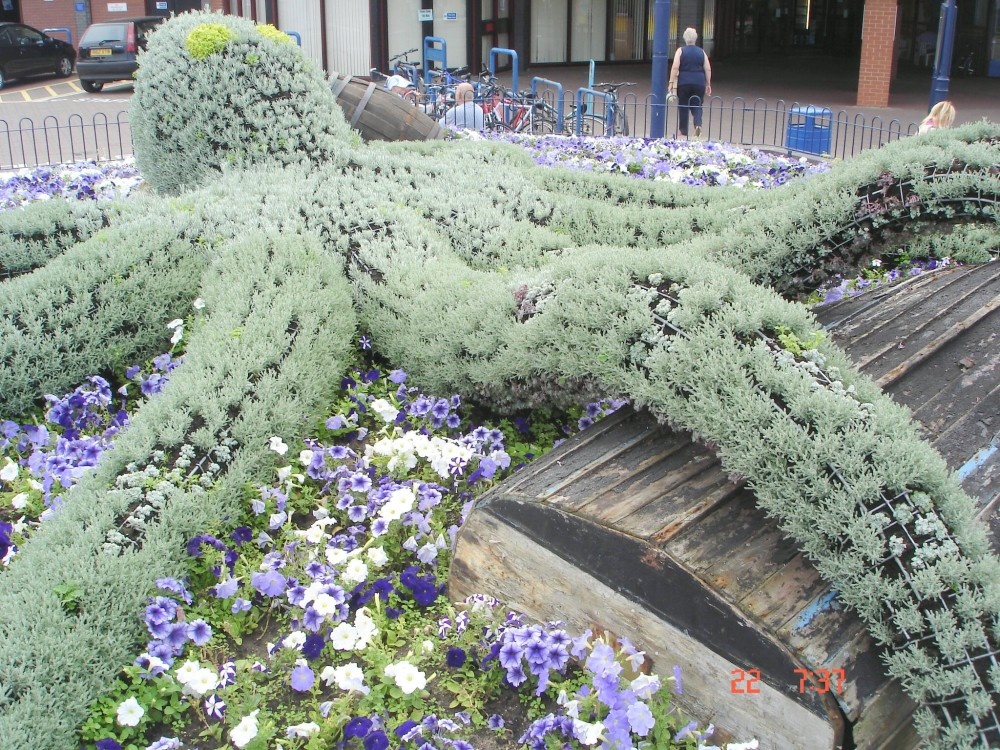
[0,22,76,89]
[76,16,163,93]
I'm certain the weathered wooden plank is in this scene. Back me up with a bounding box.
[625,462,742,543]
[449,507,846,749]
[737,552,834,627]
[574,437,718,526]
[851,680,919,750]
[565,429,702,516]
[493,407,666,504]
[663,489,804,599]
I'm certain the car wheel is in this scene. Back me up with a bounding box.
[81,80,103,93]
[56,56,74,77]
[0,68,6,91]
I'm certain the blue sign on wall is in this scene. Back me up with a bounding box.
[74,2,85,10]
[444,12,458,20]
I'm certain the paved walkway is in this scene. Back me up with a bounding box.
[505,55,1000,142]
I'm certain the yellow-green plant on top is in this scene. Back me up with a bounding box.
[184,22,232,59]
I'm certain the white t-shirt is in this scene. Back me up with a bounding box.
[443,101,486,130]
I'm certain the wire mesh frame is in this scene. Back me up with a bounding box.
[636,279,1000,746]
[775,160,1000,297]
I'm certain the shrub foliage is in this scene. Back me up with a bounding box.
[1,15,999,748]
[129,11,356,195]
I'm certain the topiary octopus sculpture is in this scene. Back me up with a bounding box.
[1,10,999,749]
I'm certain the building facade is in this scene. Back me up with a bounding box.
[16,0,1000,106]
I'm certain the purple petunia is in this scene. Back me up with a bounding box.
[344,716,373,739]
[446,647,467,668]
[251,569,288,597]
[290,663,315,692]
[186,619,212,646]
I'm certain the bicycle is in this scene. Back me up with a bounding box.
[422,66,471,120]
[563,81,635,137]
[389,48,422,91]
[476,67,558,135]
[952,46,975,77]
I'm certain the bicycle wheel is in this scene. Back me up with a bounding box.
[530,114,557,135]
[566,114,607,137]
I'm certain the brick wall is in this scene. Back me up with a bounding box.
[857,0,898,107]
[23,0,227,48]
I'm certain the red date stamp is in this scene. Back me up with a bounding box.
[730,667,846,694]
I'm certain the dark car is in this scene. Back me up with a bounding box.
[76,16,163,93]
[0,22,76,89]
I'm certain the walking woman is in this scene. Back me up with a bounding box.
[669,28,712,139]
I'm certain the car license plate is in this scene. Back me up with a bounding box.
[91,48,112,57]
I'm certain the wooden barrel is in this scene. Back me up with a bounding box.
[329,71,444,143]
[450,263,1000,750]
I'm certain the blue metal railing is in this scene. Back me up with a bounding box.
[489,47,519,96]
[573,87,612,135]
[423,36,447,86]
[530,77,565,133]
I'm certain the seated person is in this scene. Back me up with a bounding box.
[384,74,417,103]
[442,82,485,131]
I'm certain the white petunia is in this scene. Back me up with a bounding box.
[0,458,18,483]
[325,546,348,566]
[299,449,314,466]
[320,662,369,694]
[166,318,184,329]
[116,696,145,727]
[378,485,416,522]
[353,609,379,649]
[572,719,604,745]
[282,631,306,650]
[366,546,389,567]
[341,558,369,584]
[308,592,337,619]
[231,709,260,748]
[174,660,202,684]
[10,492,28,509]
[268,436,288,455]
[170,325,183,346]
[385,661,427,694]
[286,721,321,738]
[369,398,400,423]
[184,666,219,697]
[193,297,206,310]
[329,622,359,650]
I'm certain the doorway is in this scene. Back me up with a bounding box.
[481,0,512,68]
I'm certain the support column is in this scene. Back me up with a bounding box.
[857,0,898,107]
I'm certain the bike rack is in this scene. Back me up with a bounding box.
[530,77,565,133]
[574,87,612,135]
[423,36,447,86]
[42,27,72,44]
[285,31,301,46]
[489,47,519,96]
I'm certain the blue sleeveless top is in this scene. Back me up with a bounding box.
[678,45,706,86]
